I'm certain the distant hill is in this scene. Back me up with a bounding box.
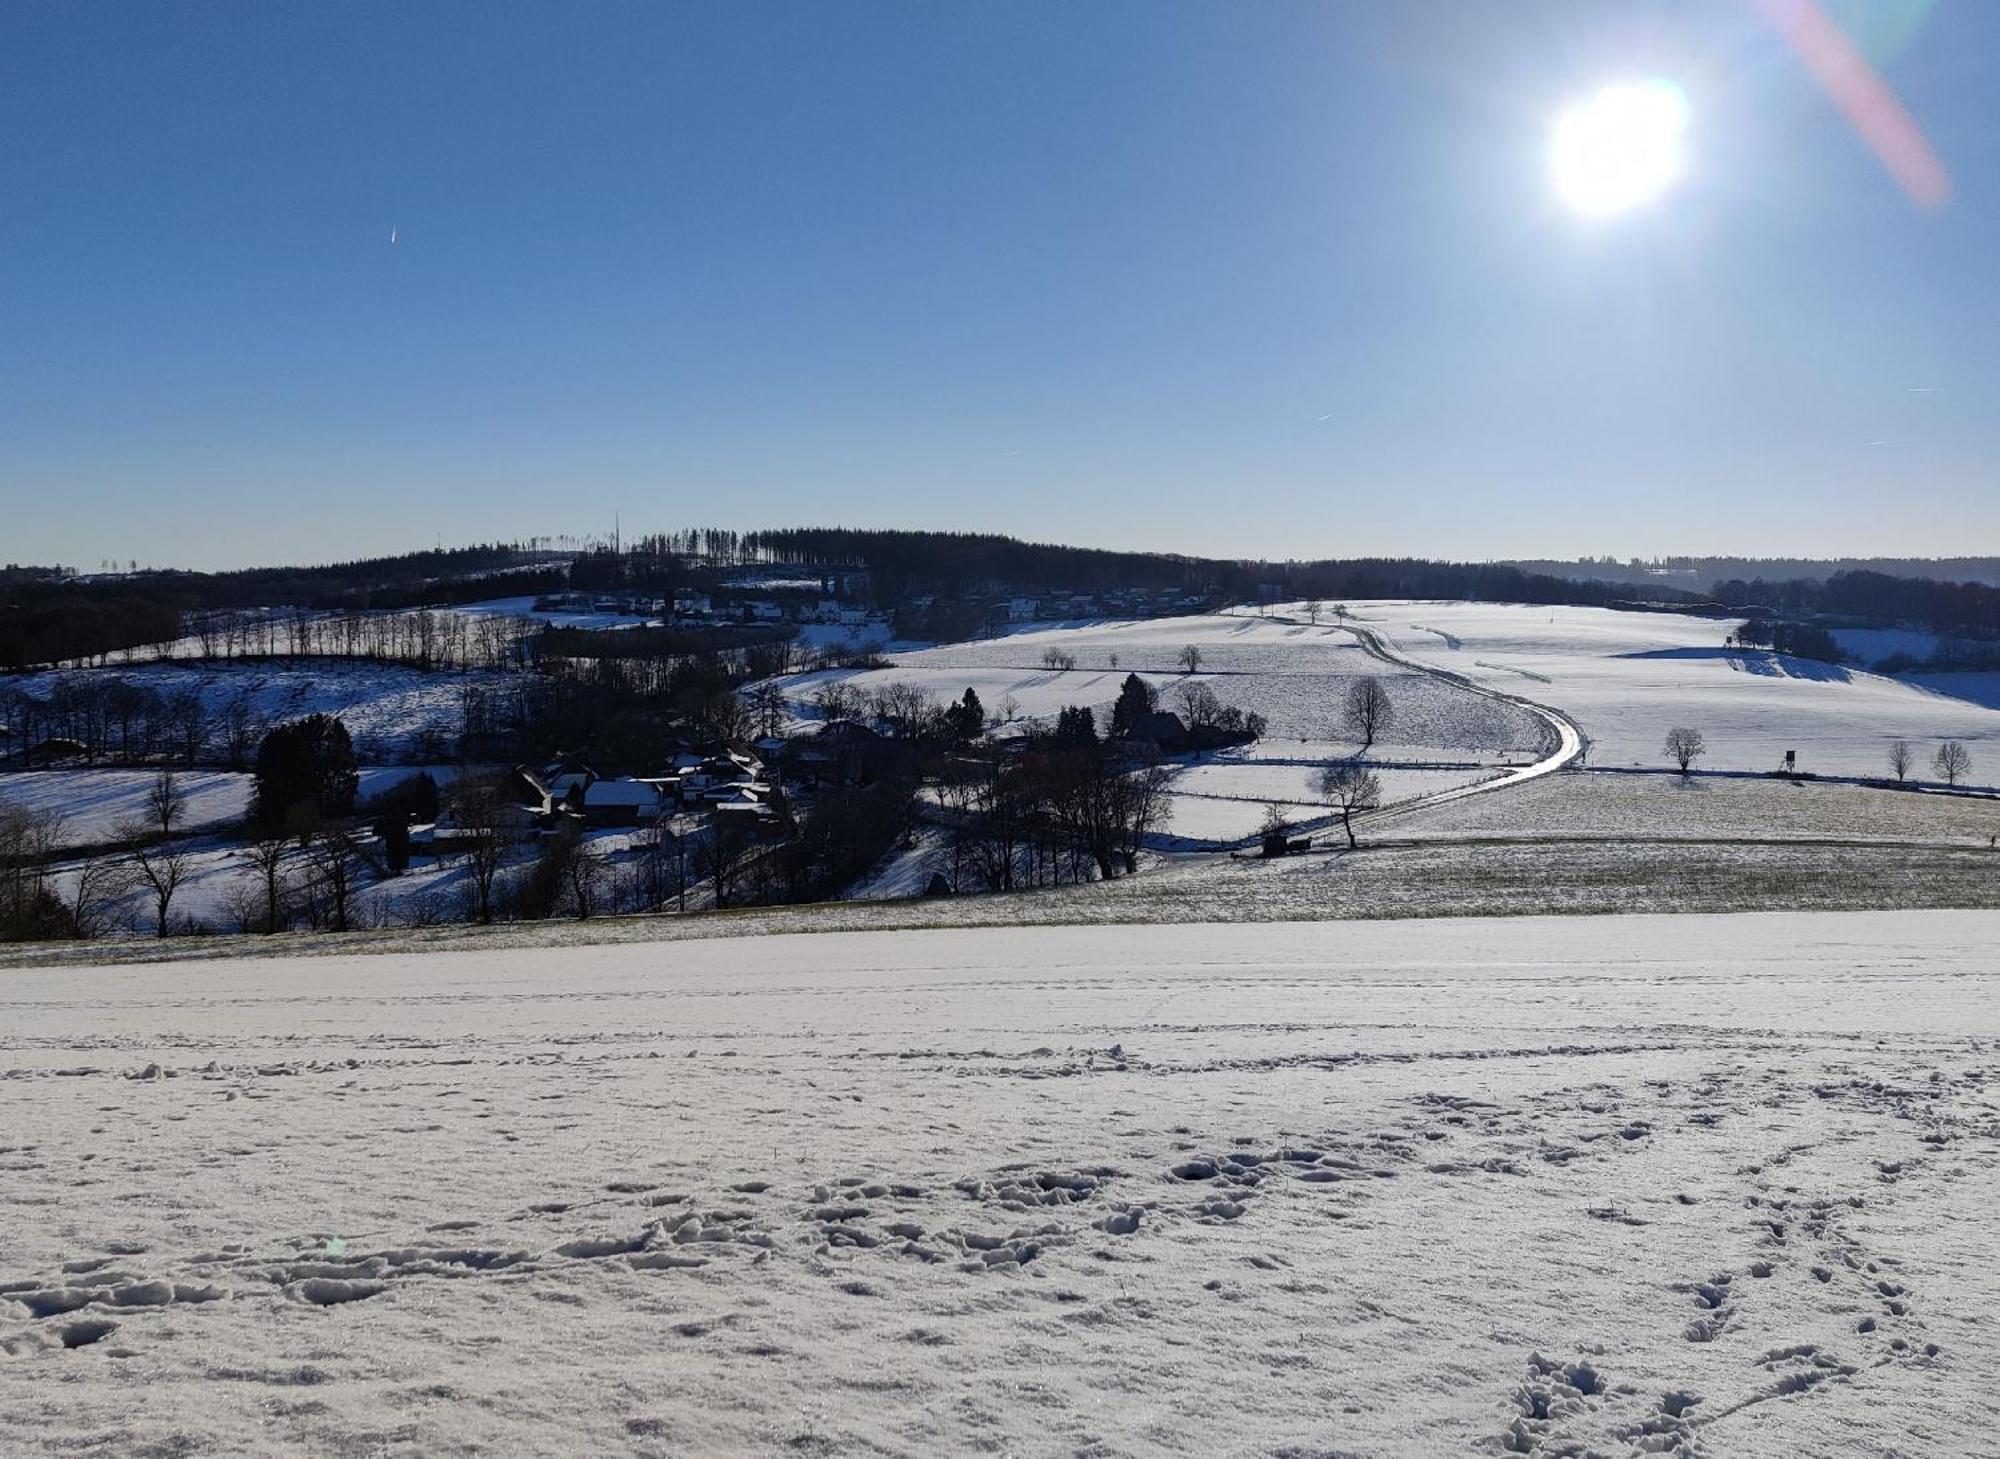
[1507,557,2000,591]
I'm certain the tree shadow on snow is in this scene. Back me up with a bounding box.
[1615,647,1853,684]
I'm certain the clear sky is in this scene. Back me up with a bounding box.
[3,1,1994,570]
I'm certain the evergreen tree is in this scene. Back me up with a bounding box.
[382,817,411,875]
[944,687,985,742]
[250,714,360,829]
[1051,705,1098,747]
[1109,673,1158,737]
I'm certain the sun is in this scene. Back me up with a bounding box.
[1549,80,1689,218]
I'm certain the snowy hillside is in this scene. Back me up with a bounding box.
[1351,601,2000,781]
[770,613,1547,749]
[5,661,510,762]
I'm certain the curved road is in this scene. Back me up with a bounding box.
[1200,611,1584,852]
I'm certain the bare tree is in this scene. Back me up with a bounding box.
[1175,681,1225,732]
[305,828,366,932]
[121,822,194,937]
[745,682,789,739]
[812,681,863,725]
[1041,648,1076,672]
[873,682,941,738]
[447,778,511,923]
[1178,644,1203,676]
[633,820,689,913]
[1304,600,1322,625]
[1318,762,1381,849]
[1888,738,1912,784]
[242,835,292,933]
[1935,740,1972,787]
[0,804,66,937]
[65,854,131,939]
[147,768,188,840]
[1664,726,1706,777]
[564,837,608,919]
[162,687,207,766]
[1259,801,1293,854]
[697,816,754,909]
[1344,678,1393,752]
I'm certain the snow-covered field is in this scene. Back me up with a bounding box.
[1157,757,1506,844]
[1830,626,1942,669]
[2,911,1993,1455]
[1392,768,2000,846]
[765,612,1551,854]
[1350,602,2000,782]
[768,613,1549,751]
[0,769,252,841]
[30,815,676,937]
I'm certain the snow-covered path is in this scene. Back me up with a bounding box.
[1207,613,1583,848]
[1335,617,1582,823]
[3,911,1995,1455]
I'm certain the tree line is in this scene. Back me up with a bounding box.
[1714,569,2000,643]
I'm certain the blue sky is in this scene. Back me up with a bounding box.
[2,1,1994,570]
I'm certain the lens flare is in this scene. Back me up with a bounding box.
[1549,80,1690,218]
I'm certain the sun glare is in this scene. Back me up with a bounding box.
[1549,80,1689,218]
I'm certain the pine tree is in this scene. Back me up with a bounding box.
[1109,673,1158,737]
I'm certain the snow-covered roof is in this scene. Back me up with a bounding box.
[582,779,664,806]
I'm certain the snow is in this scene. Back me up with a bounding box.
[1349,601,2000,782]
[1901,671,2000,713]
[1,910,1993,1454]
[444,594,652,630]
[792,620,920,653]
[4,661,510,762]
[1830,626,1940,668]
[1393,766,2000,846]
[764,613,1548,749]
[1157,755,1506,845]
[0,770,251,841]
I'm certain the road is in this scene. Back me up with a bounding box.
[1207,610,1584,851]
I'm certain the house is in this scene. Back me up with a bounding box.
[539,754,596,805]
[713,796,781,833]
[778,720,887,786]
[580,778,668,826]
[420,799,541,849]
[1132,711,1189,752]
[507,765,556,815]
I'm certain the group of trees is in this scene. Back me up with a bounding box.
[1894,738,1973,787]
[0,544,560,670]
[177,606,535,672]
[2,677,218,766]
[1715,569,2000,641]
[935,720,1174,891]
[1732,620,1843,662]
[0,592,182,671]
